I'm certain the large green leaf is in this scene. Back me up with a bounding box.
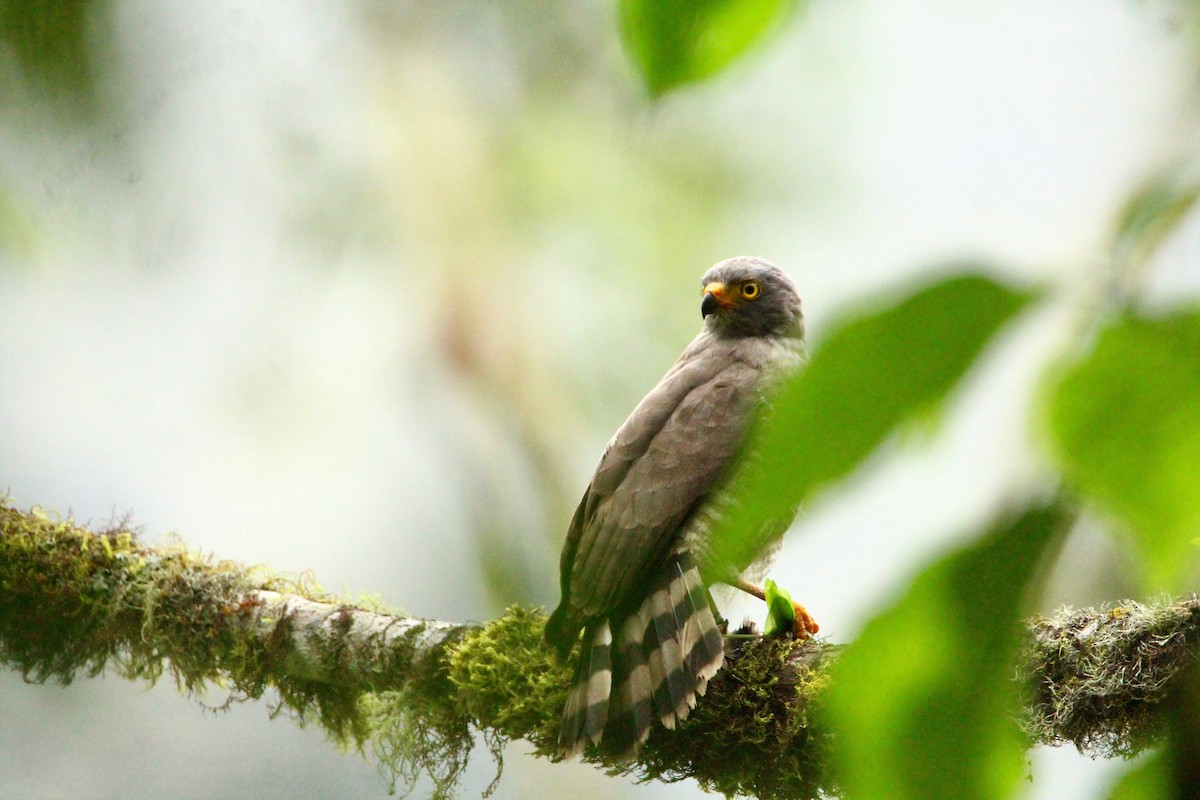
[826,501,1072,800]
[1044,308,1200,591]
[704,272,1039,573]
[618,0,801,96]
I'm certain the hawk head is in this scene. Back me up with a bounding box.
[700,256,804,340]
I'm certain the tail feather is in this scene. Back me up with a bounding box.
[648,582,690,721]
[666,558,699,718]
[601,610,655,759]
[582,623,612,746]
[559,621,612,758]
[682,563,724,696]
[642,599,676,730]
[556,550,725,760]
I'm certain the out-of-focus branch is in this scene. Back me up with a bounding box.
[1,502,1196,800]
[1020,596,1200,756]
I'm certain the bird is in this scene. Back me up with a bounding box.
[545,255,817,761]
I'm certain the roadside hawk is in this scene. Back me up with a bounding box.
[545,256,817,760]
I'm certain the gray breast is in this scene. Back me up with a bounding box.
[681,335,805,583]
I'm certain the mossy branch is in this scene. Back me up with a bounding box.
[2,502,1197,799]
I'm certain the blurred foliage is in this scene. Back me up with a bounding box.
[1044,308,1200,592]
[1163,658,1200,797]
[706,271,1039,574]
[0,185,36,261]
[824,502,1071,800]
[619,0,801,95]
[1112,171,1200,283]
[0,0,109,107]
[1107,753,1170,800]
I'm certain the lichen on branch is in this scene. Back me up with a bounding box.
[0,501,465,748]
[2,501,1198,799]
[1020,597,1200,756]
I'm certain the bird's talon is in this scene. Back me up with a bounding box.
[792,603,819,639]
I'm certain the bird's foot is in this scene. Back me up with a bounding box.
[791,600,819,638]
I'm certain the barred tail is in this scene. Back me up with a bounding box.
[558,550,725,760]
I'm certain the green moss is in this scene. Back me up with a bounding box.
[448,606,573,752]
[0,501,378,745]
[363,679,474,799]
[0,500,494,797]
[2,501,834,797]
[634,635,836,800]
[450,607,838,799]
[9,498,1200,799]
[362,619,476,798]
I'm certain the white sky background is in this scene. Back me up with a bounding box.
[1,1,1198,798]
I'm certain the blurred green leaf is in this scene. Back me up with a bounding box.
[707,271,1040,573]
[1043,308,1200,591]
[1106,753,1170,800]
[0,0,108,104]
[762,577,795,637]
[1113,172,1200,268]
[826,501,1071,800]
[1166,663,1200,798]
[0,185,37,261]
[619,0,801,96]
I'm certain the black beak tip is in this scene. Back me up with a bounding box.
[701,292,719,318]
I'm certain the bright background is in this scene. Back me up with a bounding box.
[1,2,1198,798]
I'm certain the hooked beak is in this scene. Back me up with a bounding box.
[701,282,728,318]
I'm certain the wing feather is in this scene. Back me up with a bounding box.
[561,336,763,618]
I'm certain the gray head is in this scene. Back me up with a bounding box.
[699,256,803,340]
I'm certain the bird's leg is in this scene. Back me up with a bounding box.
[733,578,820,638]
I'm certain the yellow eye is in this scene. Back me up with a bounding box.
[740,281,760,300]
